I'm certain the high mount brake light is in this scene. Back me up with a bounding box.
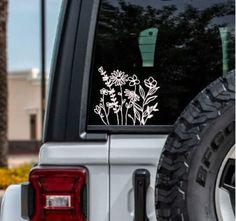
[29,167,87,221]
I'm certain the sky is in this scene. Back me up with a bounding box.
[8,0,62,72]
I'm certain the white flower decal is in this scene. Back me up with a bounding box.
[124,89,140,102]
[94,66,160,125]
[110,70,128,86]
[144,77,157,89]
[128,74,140,86]
[100,88,109,95]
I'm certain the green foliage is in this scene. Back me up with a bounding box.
[0,164,32,189]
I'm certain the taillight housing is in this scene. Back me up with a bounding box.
[29,167,87,221]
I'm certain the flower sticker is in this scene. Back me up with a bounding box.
[110,70,128,86]
[128,74,140,87]
[124,89,140,102]
[100,88,108,95]
[144,77,157,89]
[94,67,160,125]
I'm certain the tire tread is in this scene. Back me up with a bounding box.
[156,72,235,221]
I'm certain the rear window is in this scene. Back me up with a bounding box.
[88,0,235,126]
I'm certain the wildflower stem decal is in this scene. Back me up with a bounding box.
[94,67,160,125]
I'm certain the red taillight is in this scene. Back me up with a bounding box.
[29,167,87,221]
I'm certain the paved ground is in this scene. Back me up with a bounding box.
[0,154,38,205]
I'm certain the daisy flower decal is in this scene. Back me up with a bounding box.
[110,70,128,86]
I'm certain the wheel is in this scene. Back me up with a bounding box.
[156,71,235,221]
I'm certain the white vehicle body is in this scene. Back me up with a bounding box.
[0,135,167,221]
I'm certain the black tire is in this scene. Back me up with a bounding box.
[156,72,235,221]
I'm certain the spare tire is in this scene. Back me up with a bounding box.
[156,71,235,221]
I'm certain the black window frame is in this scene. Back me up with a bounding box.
[43,0,83,142]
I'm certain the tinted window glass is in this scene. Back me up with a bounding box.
[88,0,235,126]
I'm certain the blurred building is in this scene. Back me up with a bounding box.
[8,69,45,153]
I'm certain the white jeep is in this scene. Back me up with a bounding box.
[1,0,235,220]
